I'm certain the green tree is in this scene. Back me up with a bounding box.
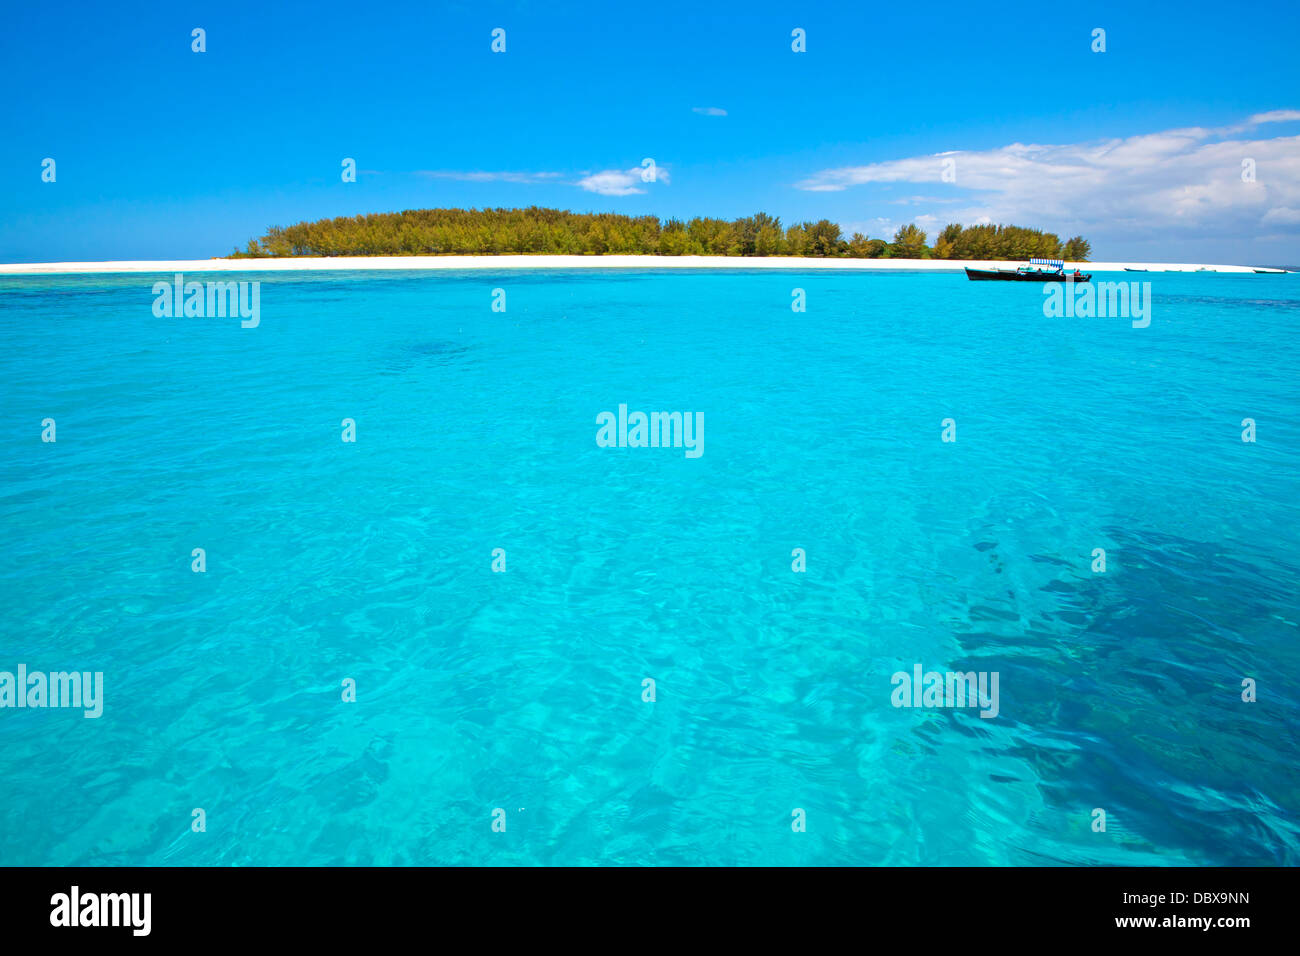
[784,223,809,256]
[1062,236,1091,261]
[805,219,844,256]
[933,223,962,258]
[228,207,1087,263]
[892,223,928,259]
[755,221,784,256]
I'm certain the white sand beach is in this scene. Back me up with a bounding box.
[0,255,1283,275]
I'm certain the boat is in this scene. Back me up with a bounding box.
[1253,267,1286,274]
[1124,267,1149,272]
[965,258,1091,282]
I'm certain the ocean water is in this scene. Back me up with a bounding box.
[1,268,1297,866]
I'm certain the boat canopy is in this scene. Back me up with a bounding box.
[1029,258,1065,270]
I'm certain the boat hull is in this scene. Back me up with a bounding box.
[965,268,1092,282]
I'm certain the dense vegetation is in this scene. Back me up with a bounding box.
[230,207,1091,261]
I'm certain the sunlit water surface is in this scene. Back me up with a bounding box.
[1,269,1297,865]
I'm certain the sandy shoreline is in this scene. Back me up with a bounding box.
[0,255,1283,275]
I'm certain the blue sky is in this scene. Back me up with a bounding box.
[2,0,1298,262]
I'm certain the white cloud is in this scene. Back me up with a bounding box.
[416,170,563,184]
[1261,206,1300,225]
[841,217,903,240]
[1220,109,1300,134]
[692,106,727,116]
[576,167,671,196]
[795,112,1300,243]
[416,166,670,197]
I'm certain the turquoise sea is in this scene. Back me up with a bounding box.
[1,268,1297,866]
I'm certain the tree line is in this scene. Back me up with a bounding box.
[230,207,1091,261]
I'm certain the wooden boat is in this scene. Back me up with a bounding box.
[966,258,1091,282]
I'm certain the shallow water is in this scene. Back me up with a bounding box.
[1,268,1297,865]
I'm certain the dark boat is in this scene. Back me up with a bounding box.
[965,258,1092,282]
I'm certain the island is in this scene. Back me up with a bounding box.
[226,207,1093,262]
